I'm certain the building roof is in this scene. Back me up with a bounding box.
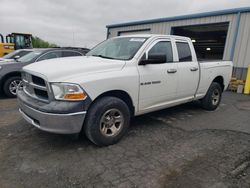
[106,6,250,28]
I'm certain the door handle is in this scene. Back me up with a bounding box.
[190,67,198,71]
[167,69,177,74]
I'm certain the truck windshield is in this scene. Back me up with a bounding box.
[87,37,148,60]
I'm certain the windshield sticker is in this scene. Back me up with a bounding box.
[130,38,146,42]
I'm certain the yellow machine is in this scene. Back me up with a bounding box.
[0,34,15,57]
[0,33,33,57]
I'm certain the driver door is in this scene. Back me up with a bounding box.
[138,39,178,113]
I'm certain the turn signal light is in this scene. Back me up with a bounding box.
[64,92,87,100]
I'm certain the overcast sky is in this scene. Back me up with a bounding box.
[1,0,250,48]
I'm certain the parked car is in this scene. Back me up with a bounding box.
[0,47,89,97]
[17,35,233,146]
[0,49,34,62]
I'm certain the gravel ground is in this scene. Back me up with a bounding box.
[0,92,250,188]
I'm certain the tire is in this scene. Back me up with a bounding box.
[3,76,23,98]
[84,96,130,146]
[201,82,222,111]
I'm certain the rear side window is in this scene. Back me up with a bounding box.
[36,51,62,62]
[176,42,192,62]
[148,41,173,63]
[62,51,82,57]
[17,51,31,58]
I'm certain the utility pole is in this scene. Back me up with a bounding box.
[72,32,75,47]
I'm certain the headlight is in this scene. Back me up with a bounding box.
[51,83,87,101]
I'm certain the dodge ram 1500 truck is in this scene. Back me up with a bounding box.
[17,35,233,146]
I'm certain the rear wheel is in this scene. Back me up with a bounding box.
[201,82,222,111]
[84,96,130,146]
[3,76,23,98]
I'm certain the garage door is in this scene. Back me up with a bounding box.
[172,22,229,61]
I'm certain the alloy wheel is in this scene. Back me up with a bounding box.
[9,80,23,95]
[100,109,124,137]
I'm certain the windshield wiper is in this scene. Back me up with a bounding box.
[92,54,115,59]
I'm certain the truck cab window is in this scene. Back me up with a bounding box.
[176,42,192,62]
[148,41,173,63]
[15,35,25,48]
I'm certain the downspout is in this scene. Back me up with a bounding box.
[106,28,110,39]
[230,12,241,61]
[230,12,241,77]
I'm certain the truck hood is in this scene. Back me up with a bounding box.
[23,56,126,81]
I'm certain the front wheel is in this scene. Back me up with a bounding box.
[201,82,222,111]
[84,96,131,146]
[3,76,23,98]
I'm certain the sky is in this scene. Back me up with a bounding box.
[0,0,250,48]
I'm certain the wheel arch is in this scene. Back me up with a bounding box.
[212,76,224,91]
[1,71,21,90]
[92,90,135,116]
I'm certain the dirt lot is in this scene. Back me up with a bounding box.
[0,92,250,188]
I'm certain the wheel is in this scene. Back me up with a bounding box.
[201,82,222,111]
[3,76,23,98]
[84,96,130,146]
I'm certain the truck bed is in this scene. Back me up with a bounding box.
[196,60,233,98]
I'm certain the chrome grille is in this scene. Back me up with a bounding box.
[22,72,49,102]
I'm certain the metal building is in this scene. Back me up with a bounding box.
[106,7,250,80]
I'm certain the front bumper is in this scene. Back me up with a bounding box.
[17,90,86,134]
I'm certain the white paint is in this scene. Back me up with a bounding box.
[23,35,233,116]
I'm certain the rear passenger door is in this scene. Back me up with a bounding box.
[175,40,199,100]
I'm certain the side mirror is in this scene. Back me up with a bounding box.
[14,55,20,60]
[139,53,166,65]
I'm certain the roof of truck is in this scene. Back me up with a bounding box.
[114,34,191,40]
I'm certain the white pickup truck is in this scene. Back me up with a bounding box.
[17,35,233,146]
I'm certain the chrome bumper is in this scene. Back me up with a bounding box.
[19,100,86,134]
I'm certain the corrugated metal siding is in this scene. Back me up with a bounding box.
[108,14,237,61]
[233,12,250,68]
[108,13,250,79]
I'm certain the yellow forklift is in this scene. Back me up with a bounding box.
[0,33,33,57]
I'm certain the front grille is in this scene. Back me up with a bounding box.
[34,88,48,100]
[32,75,46,86]
[22,72,49,102]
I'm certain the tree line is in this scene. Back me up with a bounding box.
[32,36,58,48]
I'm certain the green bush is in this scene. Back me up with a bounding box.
[32,36,58,48]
